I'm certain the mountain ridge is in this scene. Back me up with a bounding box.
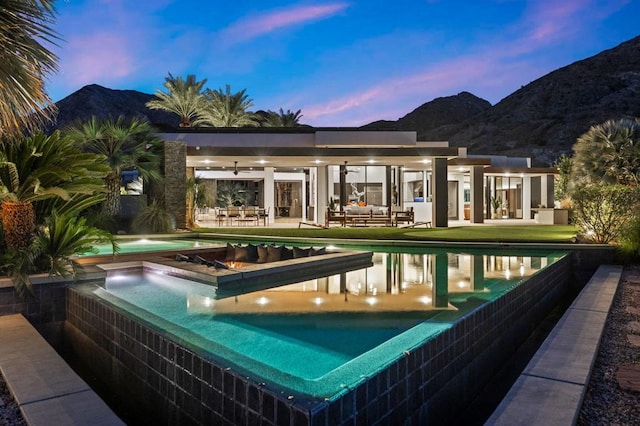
[49,35,640,166]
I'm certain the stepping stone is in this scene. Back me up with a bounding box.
[616,364,640,392]
[628,334,640,347]
[627,321,640,335]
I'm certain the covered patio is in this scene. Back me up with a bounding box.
[159,128,558,230]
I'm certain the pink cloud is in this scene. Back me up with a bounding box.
[304,57,491,125]
[303,0,630,126]
[220,2,349,45]
[517,0,594,48]
[57,33,136,88]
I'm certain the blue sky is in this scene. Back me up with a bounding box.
[47,0,640,126]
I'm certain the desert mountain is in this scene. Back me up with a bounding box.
[375,35,640,166]
[49,84,179,132]
[362,91,491,132]
[49,35,640,166]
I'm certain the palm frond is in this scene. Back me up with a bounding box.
[0,0,60,136]
[201,85,259,127]
[146,73,208,127]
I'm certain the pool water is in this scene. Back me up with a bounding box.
[84,238,220,255]
[95,249,565,398]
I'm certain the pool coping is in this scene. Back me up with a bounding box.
[485,264,623,425]
[0,314,124,426]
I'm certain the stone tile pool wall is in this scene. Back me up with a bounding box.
[64,254,572,425]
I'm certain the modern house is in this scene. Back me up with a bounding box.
[157,128,558,228]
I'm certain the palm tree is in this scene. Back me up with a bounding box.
[0,131,109,251]
[146,73,208,128]
[260,108,303,127]
[0,0,60,136]
[3,209,117,299]
[31,210,117,277]
[571,118,640,187]
[201,85,259,127]
[65,116,163,218]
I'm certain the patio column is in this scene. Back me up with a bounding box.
[316,166,328,223]
[470,165,484,224]
[541,174,554,208]
[522,177,532,220]
[432,157,448,227]
[545,174,555,208]
[264,167,275,224]
[339,163,346,209]
[385,166,392,208]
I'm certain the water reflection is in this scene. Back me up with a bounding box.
[187,252,559,316]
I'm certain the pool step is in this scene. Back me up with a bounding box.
[0,314,124,426]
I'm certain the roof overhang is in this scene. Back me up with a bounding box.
[185,146,461,168]
[484,166,557,175]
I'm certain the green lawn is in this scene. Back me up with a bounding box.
[192,225,579,243]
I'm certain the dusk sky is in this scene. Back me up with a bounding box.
[47,0,640,127]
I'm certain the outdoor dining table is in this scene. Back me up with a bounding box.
[215,207,268,226]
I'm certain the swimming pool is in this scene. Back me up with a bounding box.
[92,248,566,399]
[85,237,220,255]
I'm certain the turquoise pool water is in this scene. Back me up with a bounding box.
[93,247,566,398]
[85,238,219,255]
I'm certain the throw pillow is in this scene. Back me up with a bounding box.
[293,247,311,258]
[234,245,250,262]
[257,245,269,263]
[246,244,259,262]
[310,247,327,256]
[281,246,293,260]
[266,245,283,262]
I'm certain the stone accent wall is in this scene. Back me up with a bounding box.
[164,141,187,229]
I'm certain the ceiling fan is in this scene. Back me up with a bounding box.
[232,161,251,175]
[343,161,360,175]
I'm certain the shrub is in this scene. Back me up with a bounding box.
[617,216,640,263]
[132,200,174,233]
[570,184,640,244]
[1,211,117,299]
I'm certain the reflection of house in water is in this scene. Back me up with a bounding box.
[187,252,552,316]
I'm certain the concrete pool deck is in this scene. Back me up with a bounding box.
[486,264,623,425]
